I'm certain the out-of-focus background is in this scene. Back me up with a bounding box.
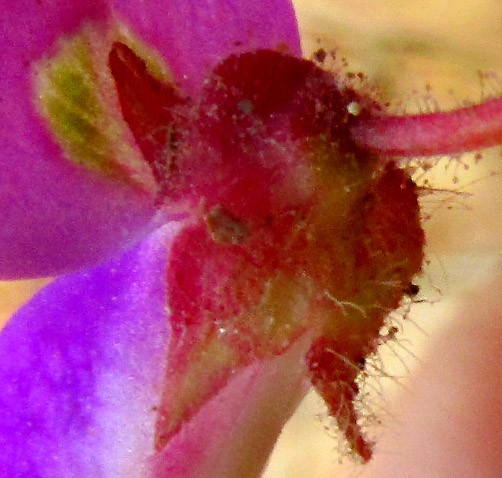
[1,1,502,477]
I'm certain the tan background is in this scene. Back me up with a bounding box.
[2,1,502,477]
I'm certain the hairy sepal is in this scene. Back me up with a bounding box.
[111,49,427,461]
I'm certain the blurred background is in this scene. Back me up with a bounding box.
[1,1,502,477]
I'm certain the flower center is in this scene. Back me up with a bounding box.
[110,46,425,460]
[36,29,426,461]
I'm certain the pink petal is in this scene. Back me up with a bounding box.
[2,0,301,278]
[109,0,302,95]
[150,337,311,478]
[1,0,159,278]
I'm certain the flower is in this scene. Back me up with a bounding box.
[2,1,502,477]
[1,1,305,476]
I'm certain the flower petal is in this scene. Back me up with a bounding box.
[1,0,301,278]
[150,337,311,478]
[0,222,310,478]
[1,0,160,278]
[109,0,302,94]
[0,224,176,477]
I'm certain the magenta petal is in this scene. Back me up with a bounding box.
[0,224,177,477]
[110,0,302,94]
[1,0,301,278]
[0,0,162,278]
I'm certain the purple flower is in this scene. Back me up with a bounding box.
[3,1,502,477]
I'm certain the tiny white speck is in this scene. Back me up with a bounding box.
[347,101,361,116]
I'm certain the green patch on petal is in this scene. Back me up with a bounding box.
[33,28,159,191]
[41,40,112,172]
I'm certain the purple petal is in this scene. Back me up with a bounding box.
[1,0,160,278]
[110,0,302,94]
[0,224,177,477]
[0,222,311,478]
